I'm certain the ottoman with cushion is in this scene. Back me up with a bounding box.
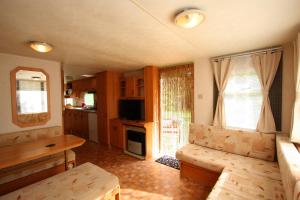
[0,162,120,200]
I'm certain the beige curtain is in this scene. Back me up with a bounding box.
[290,34,300,143]
[212,58,232,127]
[252,51,282,133]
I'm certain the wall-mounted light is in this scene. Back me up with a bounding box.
[29,41,53,53]
[175,9,205,29]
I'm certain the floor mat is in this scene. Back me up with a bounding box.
[155,155,180,170]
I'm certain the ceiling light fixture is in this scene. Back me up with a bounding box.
[175,9,205,29]
[29,41,53,53]
[81,74,95,78]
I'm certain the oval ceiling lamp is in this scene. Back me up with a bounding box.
[29,41,53,53]
[175,9,205,29]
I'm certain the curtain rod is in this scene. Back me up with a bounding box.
[210,46,283,61]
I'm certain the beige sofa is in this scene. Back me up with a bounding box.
[0,126,76,195]
[277,134,300,200]
[176,124,286,199]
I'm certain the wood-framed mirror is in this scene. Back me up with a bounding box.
[10,67,50,127]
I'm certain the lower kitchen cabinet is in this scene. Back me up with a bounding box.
[64,109,89,139]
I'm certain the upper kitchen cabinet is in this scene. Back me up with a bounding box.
[70,77,96,98]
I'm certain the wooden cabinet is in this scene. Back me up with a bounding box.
[110,119,123,149]
[125,77,135,97]
[96,71,120,145]
[64,109,73,134]
[95,66,158,155]
[120,76,144,99]
[144,66,158,122]
[71,77,96,98]
[71,81,81,98]
[109,119,154,158]
[64,109,89,139]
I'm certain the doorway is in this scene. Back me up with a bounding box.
[159,64,194,157]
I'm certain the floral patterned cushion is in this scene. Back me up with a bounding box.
[176,144,285,199]
[189,123,276,161]
[0,162,120,200]
[0,126,62,147]
[207,168,285,200]
[277,134,300,200]
[176,144,281,180]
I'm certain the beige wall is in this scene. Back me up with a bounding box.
[282,41,296,134]
[0,53,62,134]
[193,58,214,125]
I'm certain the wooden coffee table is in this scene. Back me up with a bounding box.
[0,135,85,170]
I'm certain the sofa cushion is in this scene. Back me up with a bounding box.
[189,123,276,161]
[0,162,120,200]
[206,168,285,200]
[0,126,62,147]
[0,150,75,184]
[176,143,281,181]
[277,134,300,200]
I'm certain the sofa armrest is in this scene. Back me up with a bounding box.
[277,134,300,200]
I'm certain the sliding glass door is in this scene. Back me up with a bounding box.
[159,64,194,156]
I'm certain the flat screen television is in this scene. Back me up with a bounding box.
[119,99,145,121]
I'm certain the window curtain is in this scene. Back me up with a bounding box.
[290,34,300,143]
[160,64,194,155]
[252,51,282,133]
[212,58,232,127]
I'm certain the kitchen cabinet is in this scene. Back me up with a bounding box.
[64,109,73,134]
[71,81,81,98]
[120,76,144,99]
[71,77,96,98]
[64,109,89,139]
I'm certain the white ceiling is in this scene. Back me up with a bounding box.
[0,0,299,80]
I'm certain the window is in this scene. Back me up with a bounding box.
[64,98,74,106]
[84,93,95,107]
[224,56,262,130]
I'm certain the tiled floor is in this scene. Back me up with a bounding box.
[74,141,211,200]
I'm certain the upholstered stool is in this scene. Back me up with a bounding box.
[0,162,120,200]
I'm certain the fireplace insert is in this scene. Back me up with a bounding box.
[125,126,146,157]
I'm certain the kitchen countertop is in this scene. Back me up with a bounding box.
[65,107,97,113]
